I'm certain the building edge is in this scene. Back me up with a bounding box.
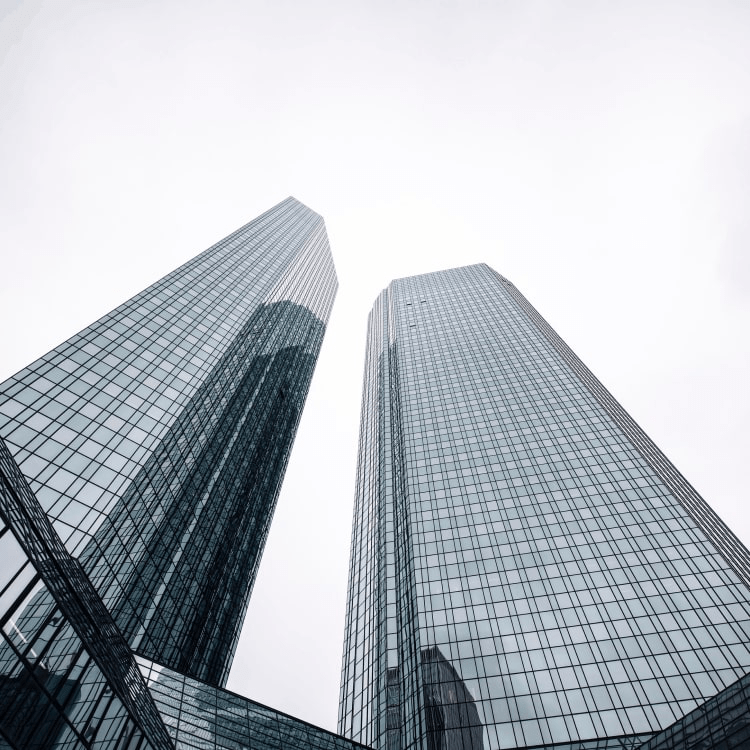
[489,266,750,594]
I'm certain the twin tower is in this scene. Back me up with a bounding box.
[1,198,749,749]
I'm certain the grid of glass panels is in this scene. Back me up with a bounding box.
[0,532,157,750]
[339,292,421,750]
[638,668,750,749]
[339,293,386,749]
[0,437,171,750]
[138,656,372,750]
[340,264,750,750]
[0,197,338,686]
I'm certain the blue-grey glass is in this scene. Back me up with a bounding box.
[0,436,170,750]
[339,264,750,750]
[81,299,327,686]
[0,197,337,686]
[137,656,371,750]
[638,669,750,750]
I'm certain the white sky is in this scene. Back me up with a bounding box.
[1,0,750,734]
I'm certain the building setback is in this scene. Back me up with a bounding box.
[0,198,364,750]
[339,264,750,750]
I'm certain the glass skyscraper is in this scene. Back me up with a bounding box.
[0,198,364,749]
[339,264,750,750]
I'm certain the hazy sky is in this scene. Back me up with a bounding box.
[2,0,750,733]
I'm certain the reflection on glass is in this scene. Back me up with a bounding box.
[0,448,167,750]
[81,301,327,687]
[422,646,483,750]
[0,574,151,749]
[0,660,80,749]
[386,666,402,750]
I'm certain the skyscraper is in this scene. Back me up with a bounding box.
[0,198,365,749]
[339,264,750,750]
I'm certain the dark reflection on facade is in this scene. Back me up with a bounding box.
[80,301,326,687]
[0,440,170,750]
[0,661,80,749]
[422,646,483,750]
[386,667,402,750]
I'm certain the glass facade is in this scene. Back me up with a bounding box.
[339,264,750,750]
[0,197,337,687]
[0,197,341,748]
[1,433,365,750]
[0,436,171,750]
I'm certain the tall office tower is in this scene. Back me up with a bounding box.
[339,264,750,750]
[0,196,337,698]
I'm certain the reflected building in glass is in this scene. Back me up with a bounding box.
[0,198,365,749]
[339,264,750,750]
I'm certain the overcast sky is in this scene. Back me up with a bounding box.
[2,0,750,734]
